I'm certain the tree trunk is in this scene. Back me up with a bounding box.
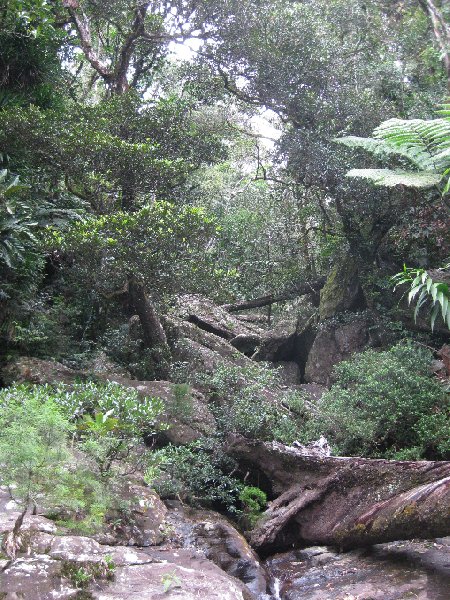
[221,277,326,313]
[226,436,450,554]
[127,275,171,377]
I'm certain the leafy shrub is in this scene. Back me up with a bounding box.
[307,342,449,459]
[204,363,307,443]
[51,380,164,433]
[239,486,267,527]
[151,440,243,513]
[0,382,166,531]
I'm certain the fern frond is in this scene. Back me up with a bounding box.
[373,118,450,171]
[346,169,442,188]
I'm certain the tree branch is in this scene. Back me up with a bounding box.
[221,277,326,312]
[63,1,112,83]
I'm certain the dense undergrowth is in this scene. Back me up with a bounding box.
[0,341,447,534]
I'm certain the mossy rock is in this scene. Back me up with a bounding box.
[319,256,364,320]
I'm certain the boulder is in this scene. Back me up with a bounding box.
[166,316,255,365]
[95,548,256,600]
[272,361,302,386]
[103,484,168,547]
[252,314,299,362]
[162,501,269,597]
[2,355,82,386]
[252,299,316,364]
[304,318,371,385]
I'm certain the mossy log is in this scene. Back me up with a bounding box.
[226,436,450,553]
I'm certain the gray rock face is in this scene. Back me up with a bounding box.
[304,319,370,385]
[163,502,269,598]
[173,294,264,340]
[0,489,256,600]
[265,539,450,600]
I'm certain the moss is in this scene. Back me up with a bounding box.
[399,503,418,518]
[61,557,115,589]
[319,255,361,319]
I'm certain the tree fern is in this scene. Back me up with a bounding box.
[336,111,450,190]
[336,109,450,330]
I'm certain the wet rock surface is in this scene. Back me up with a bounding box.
[0,489,257,600]
[162,501,270,597]
[265,539,450,600]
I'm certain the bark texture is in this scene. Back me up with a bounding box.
[226,436,450,553]
[222,277,326,313]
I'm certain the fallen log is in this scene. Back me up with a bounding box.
[226,436,450,553]
[222,277,326,313]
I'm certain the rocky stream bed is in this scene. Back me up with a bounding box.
[1,294,449,598]
[1,484,449,600]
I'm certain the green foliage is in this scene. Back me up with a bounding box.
[166,383,193,419]
[337,106,450,197]
[161,570,182,594]
[0,386,76,511]
[0,170,38,269]
[204,363,307,443]
[153,440,243,513]
[0,93,228,210]
[53,201,218,299]
[0,382,166,529]
[50,381,166,479]
[307,343,449,459]
[61,556,115,589]
[239,486,267,527]
[392,264,450,330]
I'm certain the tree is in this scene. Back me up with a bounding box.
[337,108,450,329]
[53,202,218,375]
[418,0,450,93]
[0,386,74,563]
[61,0,204,95]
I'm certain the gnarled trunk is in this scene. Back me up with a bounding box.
[226,436,450,554]
[127,275,170,377]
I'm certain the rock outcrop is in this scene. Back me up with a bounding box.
[304,317,372,385]
[0,488,257,600]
